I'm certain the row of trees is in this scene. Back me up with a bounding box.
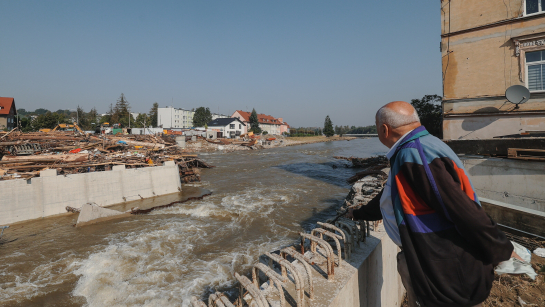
[321,94,442,138]
[16,94,160,132]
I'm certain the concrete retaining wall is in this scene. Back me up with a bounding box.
[0,161,181,225]
[460,156,545,212]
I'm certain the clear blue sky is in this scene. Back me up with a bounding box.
[0,1,441,127]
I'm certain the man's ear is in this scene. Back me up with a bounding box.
[381,124,389,138]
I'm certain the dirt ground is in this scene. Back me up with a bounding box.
[401,254,545,307]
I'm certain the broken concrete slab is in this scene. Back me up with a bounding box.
[76,203,131,227]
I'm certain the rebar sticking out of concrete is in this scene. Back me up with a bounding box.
[191,296,207,307]
[299,232,335,280]
[266,252,305,307]
[235,272,269,307]
[311,228,343,267]
[208,293,226,307]
[281,246,314,300]
[253,263,286,307]
[317,221,351,260]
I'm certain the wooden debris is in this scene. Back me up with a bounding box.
[0,131,214,183]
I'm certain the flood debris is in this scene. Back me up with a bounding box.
[0,130,213,182]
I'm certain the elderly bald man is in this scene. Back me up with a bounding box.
[348,101,515,307]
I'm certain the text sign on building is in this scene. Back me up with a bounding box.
[522,39,545,47]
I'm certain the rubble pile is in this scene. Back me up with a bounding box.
[0,129,213,182]
[335,156,388,219]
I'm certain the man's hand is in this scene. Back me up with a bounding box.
[346,208,355,220]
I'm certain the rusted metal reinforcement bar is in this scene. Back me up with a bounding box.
[266,252,305,307]
[356,220,367,242]
[208,293,226,307]
[311,228,343,267]
[281,246,314,301]
[191,296,207,307]
[215,292,235,307]
[317,221,351,260]
[234,272,268,307]
[299,232,335,280]
[253,263,286,307]
[335,219,358,248]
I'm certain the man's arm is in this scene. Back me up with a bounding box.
[399,155,513,265]
[348,189,383,221]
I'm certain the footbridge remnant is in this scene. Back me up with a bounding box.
[191,175,403,307]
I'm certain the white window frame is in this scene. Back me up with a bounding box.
[525,0,545,16]
[525,50,545,93]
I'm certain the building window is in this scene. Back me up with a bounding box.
[239,124,241,129]
[526,50,545,91]
[230,124,235,129]
[526,0,544,15]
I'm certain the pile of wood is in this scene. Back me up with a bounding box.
[0,129,213,182]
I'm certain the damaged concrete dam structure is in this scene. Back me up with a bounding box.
[0,161,181,225]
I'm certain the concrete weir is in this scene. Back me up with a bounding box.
[0,161,181,225]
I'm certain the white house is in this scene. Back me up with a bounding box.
[206,118,246,138]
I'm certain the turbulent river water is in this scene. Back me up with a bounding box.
[0,138,386,307]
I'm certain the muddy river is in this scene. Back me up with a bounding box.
[0,138,386,307]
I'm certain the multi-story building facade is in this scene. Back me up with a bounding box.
[0,97,17,130]
[157,106,194,129]
[231,110,289,135]
[441,0,545,139]
[157,106,228,129]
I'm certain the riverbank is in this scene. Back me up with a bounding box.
[183,135,357,153]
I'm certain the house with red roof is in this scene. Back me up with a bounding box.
[231,110,289,135]
[0,97,17,131]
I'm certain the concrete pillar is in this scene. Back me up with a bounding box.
[175,136,185,148]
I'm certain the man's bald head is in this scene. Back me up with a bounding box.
[376,101,420,128]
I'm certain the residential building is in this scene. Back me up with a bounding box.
[231,110,288,135]
[207,118,246,138]
[157,106,195,129]
[157,106,228,129]
[441,0,545,139]
[0,97,17,130]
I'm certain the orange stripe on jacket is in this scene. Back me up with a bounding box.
[451,161,475,201]
[395,172,435,216]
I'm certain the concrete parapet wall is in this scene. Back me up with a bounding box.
[460,156,545,212]
[0,162,181,225]
[328,226,404,307]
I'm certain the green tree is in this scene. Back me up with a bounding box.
[411,94,443,138]
[101,104,114,124]
[34,108,49,115]
[112,93,132,127]
[323,115,334,137]
[20,117,32,132]
[87,107,99,130]
[192,107,213,127]
[149,102,159,127]
[31,112,67,130]
[135,113,152,128]
[249,108,262,134]
[76,105,87,127]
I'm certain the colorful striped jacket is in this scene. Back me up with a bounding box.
[354,126,513,306]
